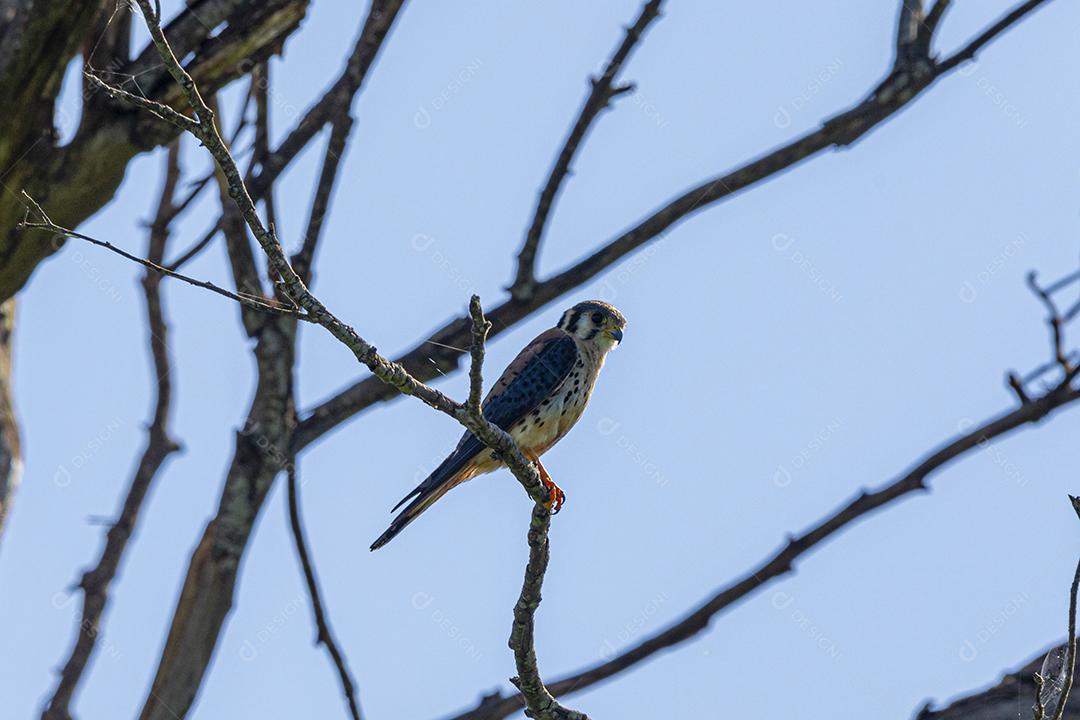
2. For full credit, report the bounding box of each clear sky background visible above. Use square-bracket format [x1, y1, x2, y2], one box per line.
[3, 1, 1080, 718]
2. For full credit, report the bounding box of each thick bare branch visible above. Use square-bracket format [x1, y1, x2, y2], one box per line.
[510, 0, 663, 299]
[0, 0, 310, 301]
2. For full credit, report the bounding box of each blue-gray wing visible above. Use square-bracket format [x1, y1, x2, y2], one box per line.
[459, 329, 578, 457]
[375, 330, 578, 547]
[390, 330, 576, 509]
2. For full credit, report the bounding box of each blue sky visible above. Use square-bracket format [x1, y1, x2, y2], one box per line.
[3, 1, 1080, 718]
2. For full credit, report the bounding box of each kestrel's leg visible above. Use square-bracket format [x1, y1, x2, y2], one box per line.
[524, 451, 565, 514]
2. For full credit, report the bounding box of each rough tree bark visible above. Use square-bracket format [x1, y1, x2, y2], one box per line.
[0, 0, 312, 543]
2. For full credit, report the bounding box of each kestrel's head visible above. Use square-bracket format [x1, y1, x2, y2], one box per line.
[558, 300, 626, 350]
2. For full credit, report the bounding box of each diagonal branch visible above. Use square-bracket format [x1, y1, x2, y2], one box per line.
[443, 369, 1080, 720]
[510, 0, 663, 300]
[937, 0, 1050, 73]
[292, 113, 353, 285]
[41, 142, 183, 720]
[294, 0, 1057, 452]
[18, 192, 311, 324]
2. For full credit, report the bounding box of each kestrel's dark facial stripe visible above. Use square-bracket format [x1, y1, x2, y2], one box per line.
[564, 310, 582, 335]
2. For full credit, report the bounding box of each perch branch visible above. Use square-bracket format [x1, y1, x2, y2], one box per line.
[464, 298, 586, 720]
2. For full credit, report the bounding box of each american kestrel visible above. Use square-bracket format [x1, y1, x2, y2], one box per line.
[370, 300, 626, 550]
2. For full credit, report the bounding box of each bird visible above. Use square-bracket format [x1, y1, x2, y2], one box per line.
[370, 300, 626, 551]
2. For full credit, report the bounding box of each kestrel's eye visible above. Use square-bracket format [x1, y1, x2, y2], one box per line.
[591, 312, 604, 325]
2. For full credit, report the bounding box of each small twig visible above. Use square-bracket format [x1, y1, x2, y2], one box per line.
[1028, 270, 1072, 373]
[466, 296, 491, 418]
[937, 0, 1053, 73]
[18, 191, 312, 323]
[1007, 372, 1032, 404]
[287, 459, 363, 720]
[510, 0, 664, 299]
[84, 70, 199, 132]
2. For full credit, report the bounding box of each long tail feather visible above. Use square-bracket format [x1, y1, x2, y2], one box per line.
[369, 478, 458, 551]
[371, 452, 475, 550]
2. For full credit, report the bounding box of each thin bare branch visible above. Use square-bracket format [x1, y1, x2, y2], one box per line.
[287, 459, 363, 720]
[41, 144, 183, 720]
[18, 192, 312, 324]
[510, 0, 663, 299]
[937, 0, 1053, 73]
[292, 114, 353, 284]
[251, 62, 279, 232]
[83, 70, 199, 132]
[1028, 270, 1073, 374]
[248, 0, 406, 198]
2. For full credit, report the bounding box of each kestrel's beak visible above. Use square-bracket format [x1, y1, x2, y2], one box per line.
[608, 328, 624, 344]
